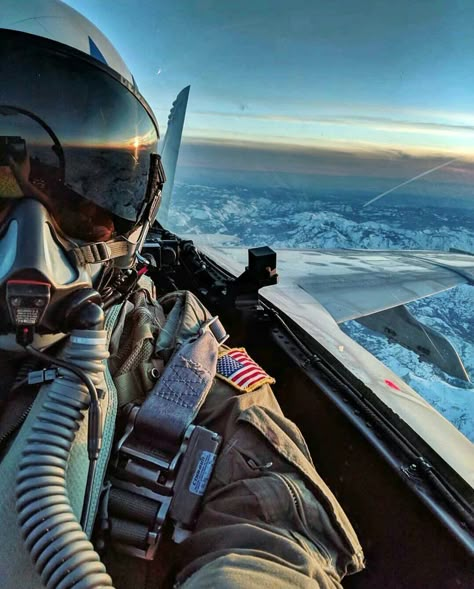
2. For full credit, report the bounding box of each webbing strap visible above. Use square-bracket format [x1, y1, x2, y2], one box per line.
[71, 238, 133, 266]
[104, 317, 226, 560]
[133, 326, 219, 456]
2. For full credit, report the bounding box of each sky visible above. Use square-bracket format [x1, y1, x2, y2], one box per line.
[63, 1, 474, 194]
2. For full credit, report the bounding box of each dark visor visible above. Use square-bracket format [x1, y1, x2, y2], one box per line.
[0, 30, 158, 242]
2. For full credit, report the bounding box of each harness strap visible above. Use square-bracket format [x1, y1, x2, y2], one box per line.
[103, 316, 227, 560]
[134, 318, 222, 455]
[82, 303, 123, 537]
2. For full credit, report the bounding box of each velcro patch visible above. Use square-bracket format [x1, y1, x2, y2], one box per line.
[216, 348, 275, 393]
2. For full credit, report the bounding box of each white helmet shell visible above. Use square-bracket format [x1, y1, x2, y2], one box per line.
[0, 0, 134, 85]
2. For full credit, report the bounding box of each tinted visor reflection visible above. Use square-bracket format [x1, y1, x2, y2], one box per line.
[0, 31, 158, 241]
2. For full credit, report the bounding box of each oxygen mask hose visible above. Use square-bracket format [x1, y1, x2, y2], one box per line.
[14, 301, 116, 589]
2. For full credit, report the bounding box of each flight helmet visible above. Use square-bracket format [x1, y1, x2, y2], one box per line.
[0, 0, 163, 343]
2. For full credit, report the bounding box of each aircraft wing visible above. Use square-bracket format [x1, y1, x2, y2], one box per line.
[187, 239, 474, 485]
[193, 242, 474, 322]
[193, 241, 474, 381]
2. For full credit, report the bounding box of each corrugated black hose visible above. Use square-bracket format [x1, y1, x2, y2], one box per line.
[15, 329, 115, 589]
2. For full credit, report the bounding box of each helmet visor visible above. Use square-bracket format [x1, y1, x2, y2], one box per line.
[0, 31, 159, 242]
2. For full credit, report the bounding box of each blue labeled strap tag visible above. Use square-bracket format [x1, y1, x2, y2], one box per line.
[189, 450, 217, 496]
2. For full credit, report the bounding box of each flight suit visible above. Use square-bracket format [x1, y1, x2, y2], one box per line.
[104, 287, 365, 588]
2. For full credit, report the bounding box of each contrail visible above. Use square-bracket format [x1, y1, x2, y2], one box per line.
[363, 158, 457, 208]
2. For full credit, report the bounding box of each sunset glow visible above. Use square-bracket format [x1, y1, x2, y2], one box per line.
[65, 0, 474, 196]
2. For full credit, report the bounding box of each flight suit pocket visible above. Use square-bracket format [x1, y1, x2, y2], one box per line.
[229, 404, 365, 577]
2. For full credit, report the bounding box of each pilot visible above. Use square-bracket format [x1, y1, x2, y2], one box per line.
[0, 2, 364, 588]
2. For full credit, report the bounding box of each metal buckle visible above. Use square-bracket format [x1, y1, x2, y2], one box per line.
[106, 394, 222, 562]
[200, 315, 229, 345]
[90, 241, 112, 262]
[114, 406, 192, 492]
[72, 241, 112, 266]
[107, 414, 196, 560]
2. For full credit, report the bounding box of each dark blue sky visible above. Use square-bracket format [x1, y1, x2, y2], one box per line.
[65, 0, 474, 196]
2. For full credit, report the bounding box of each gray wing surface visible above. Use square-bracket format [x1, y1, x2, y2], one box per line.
[296, 249, 474, 322]
[196, 244, 474, 322]
[195, 243, 473, 381]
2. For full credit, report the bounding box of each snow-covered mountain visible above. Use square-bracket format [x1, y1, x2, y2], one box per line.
[169, 183, 474, 251]
[168, 182, 474, 441]
[342, 286, 474, 441]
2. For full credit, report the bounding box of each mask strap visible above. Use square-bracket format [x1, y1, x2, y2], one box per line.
[70, 238, 135, 266]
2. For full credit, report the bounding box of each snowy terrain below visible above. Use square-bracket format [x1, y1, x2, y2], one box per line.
[168, 182, 474, 442]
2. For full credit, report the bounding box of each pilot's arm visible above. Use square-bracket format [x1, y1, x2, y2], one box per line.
[174, 369, 365, 587]
[104, 290, 364, 588]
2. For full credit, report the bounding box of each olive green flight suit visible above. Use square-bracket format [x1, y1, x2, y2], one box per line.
[106, 288, 364, 588]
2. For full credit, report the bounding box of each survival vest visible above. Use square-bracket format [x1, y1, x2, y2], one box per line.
[0, 284, 227, 588]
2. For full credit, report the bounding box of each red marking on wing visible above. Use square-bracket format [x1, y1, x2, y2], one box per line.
[385, 379, 401, 391]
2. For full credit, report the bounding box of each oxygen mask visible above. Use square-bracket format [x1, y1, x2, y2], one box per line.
[0, 110, 118, 346]
[0, 196, 106, 346]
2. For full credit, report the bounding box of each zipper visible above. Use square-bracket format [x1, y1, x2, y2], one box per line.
[0, 358, 39, 453]
[247, 457, 273, 471]
[0, 404, 33, 451]
[275, 472, 333, 562]
[274, 472, 302, 514]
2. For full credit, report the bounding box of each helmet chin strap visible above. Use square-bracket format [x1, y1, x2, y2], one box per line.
[69, 236, 136, 267]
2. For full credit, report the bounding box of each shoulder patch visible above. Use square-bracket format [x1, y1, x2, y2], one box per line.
[216, 347, 275, 393]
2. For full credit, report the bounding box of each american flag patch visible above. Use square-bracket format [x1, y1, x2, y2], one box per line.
[216, 348, 275, 393]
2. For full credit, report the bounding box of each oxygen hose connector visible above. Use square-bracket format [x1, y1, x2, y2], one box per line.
[15, 299, 116, 589]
